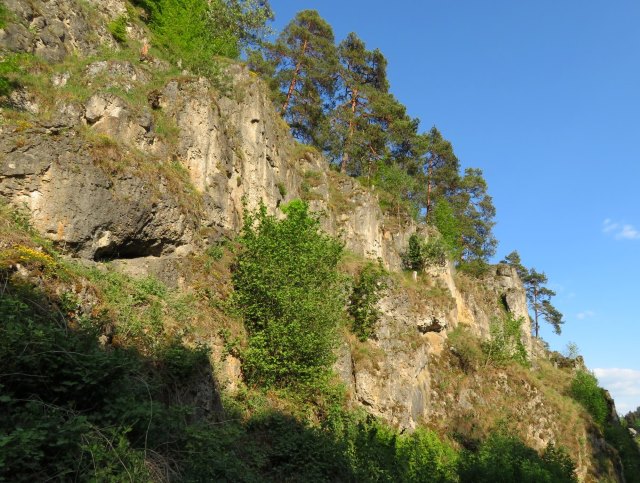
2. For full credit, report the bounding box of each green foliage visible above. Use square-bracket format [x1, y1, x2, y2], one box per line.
[107, 14, 128, 43]
[374, 162, 419, 219]
[459, 431, 577, 482]
[207, 0, 274, 50]
[570, 370, 608, 427]
[251, 9, 337, 145]
[348, 261, 387, 341]
[457, 258, 491, 278]
[133, 0, 271, 77]
[396, 428, 460, 482]
[502, 251, 564, 337]
[0, 2, 9, 29]
[403, 233, 426, 271]
[402, 233, 448, 271]
[232, 199, 345, 389]
[142, 0, 233, 76]
[205, 241, 225, 261]
[603, 418, 640, 481]
[0, 283, 151, 480]
[0, 54, 23, 98]
[482, 314, 528, 367]
[430, 198, 462, 259]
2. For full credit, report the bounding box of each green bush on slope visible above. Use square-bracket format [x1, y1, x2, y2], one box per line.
[232, 199, 346, 389]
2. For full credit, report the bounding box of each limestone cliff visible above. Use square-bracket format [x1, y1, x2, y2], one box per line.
[0, 2, 630, 481]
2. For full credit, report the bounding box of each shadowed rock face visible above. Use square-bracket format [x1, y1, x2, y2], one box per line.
[0, 128, 192, 259]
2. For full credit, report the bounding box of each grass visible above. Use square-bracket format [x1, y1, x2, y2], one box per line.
[428, 324, 611, 480]
[107, 15, 129, 44]
[393, 270, 456, 314]
[348, 333, 386, 373]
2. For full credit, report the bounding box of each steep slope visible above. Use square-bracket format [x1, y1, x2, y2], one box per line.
[1, 1, 637, 481]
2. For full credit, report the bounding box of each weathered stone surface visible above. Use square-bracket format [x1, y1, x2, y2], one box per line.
[0, 128, 193, 259]
[0, 0, 116, 60]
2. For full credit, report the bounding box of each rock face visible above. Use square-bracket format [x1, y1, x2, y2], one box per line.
[2, 4, 624, 480]
[336, 263, 531, 431]
[0, 0, 531, 425]
[0, 127, 193, 259]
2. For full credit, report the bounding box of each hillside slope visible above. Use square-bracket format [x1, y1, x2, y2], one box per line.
[1, 1, 638, 481]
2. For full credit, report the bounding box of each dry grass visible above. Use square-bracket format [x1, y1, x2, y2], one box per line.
[428, 327, 595, 474]
[348, 333, 385, 373]
[393, 270, 456, 314]
[455, 271, 507, 320]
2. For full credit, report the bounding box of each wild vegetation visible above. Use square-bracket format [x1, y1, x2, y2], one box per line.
[502, 250, 564, 337]
[1, 0, 639, 480]
[250, 10, 497, 267]
[0, 201, 581, 482]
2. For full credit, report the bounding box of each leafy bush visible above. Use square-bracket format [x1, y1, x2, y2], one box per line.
[132, 0, 272, 77]
[348, 261, 387, 341]
[603, 419, 640, 481]
[402, 233, 448, 271]
[430, 199, 462, 260]
[457, 258, 491, 277]
[459, 431, 577, 482]
[232, 200, 345, 389]
[107, 15, 128, 43]
[570, 370, 608, 427]
[0, 54, 22, 98]
[482, 314, 528, 366]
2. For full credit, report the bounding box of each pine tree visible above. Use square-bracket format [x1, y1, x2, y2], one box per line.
[502, 251, 565, 337]
[446, 168, 497, 262]
[421, 127, 459, 217]
[250, 10, 337, 146]
[332, 33, 389, 174]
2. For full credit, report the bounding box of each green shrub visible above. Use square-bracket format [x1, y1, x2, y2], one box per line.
[107, 15, 128, 44]
[402, 233, 448, 271]
[132, 0, 271, 78]
[205, 241, 225, 261]
[459, 431, 577, 482]
[604, 420, 640, 480]
[348, 261, 387, 341]
[482, 314, 528, 367]
[0, 54, 22, 98]
[397, 428, 459, 482]
[570, 370, 608, 427]
[430, 199, 462, 260]
[232, 200, 345, 389]
[457, 258, 491, 277]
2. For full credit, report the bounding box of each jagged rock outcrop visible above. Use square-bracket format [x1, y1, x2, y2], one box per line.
[0, 0, 531, 426]
[1, 3, 630, 480]
[337, 262, 531, 431]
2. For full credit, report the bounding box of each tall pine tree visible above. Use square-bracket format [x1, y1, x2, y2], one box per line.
[250, 10, 337, 146]
[502, 251, 565, 337]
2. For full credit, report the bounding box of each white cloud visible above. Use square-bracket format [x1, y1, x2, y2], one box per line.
[593, 368, 640, 415]
[602, 219, 640, 240]
[603, 219, 618, 233]
[576, 310, 595, 320]
[618, 224, 640, 240]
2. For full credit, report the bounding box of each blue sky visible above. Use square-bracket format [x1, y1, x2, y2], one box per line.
[268, 0, 640, 414]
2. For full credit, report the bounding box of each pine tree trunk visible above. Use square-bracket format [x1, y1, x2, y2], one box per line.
[534, 288, 539, 338]
[281, 38, 308, 115]
[426, 159, 433, 219]
[341, 88, 359, 173]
